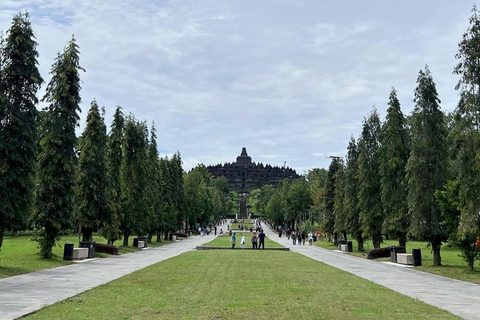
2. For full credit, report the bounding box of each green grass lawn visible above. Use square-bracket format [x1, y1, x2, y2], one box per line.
[24, 250, 460, 320]
[314, 238, 480, 284]
[0, 234, 173, 278]
[203, 232, 283, 248]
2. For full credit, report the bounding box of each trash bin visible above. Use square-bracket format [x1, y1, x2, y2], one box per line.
[390, 246, 406, 263]
[412, 248, 422, 266]
[338, 239, 347, 250]
[347, 241, 353, 252]
[138, 236, 147, 248]
[79, 241, 95, 259]
[313, 236, 317, 242]
[63, 243, 74, 261]
[133, 238, 139, 248]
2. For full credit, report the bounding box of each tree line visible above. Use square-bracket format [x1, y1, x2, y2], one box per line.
[254, 6, 480, 270]
[0, 13, 233, 263]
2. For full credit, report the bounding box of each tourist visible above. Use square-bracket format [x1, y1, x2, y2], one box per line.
[231, 232, 236, 249]
[240, 235, 246, 249]
[292, 231, 297, 245]
[219, 228, 223, 235]
[287, 228, 291, 240]
[301, 231, 306, 245]
[251, 231, 257, 249]
[258, 229, 266, 249]
[308, 231, 313, 245]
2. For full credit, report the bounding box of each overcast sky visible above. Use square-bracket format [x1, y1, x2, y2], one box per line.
[0, 1, 474, 174]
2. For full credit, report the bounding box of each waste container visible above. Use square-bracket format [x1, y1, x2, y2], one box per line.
[133, 238, 139, 248]
[79, 241, 95, 259]
[412, 248, 422, 266]
[338, 239, 348, 250]
[390, 246, 406, 263]
[347, 241, 353, 252]
[138, 236, 148, 248]
[313, 236, 317, 242]
[63, 243, 74, 261]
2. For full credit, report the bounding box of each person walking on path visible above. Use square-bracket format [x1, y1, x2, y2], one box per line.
[292, 231, 297, 245]
[251, 231, 258, 249]
[308, 231, 313, 245]
[258, 229, 266, 249]
[301, 231, 306, 245]
[231, 232, 236, 249]
[240, 235, 246, 249]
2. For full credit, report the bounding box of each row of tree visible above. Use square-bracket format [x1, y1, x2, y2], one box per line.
[256, 6, 480, 270]
[0, 13, 233, 263]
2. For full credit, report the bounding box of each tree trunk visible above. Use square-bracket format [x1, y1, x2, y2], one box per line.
[123, 231, 129, 246]
[82, 228, 93, 242]
[156, 232, 161, 242]
[357, 235, 364, 251]
[372, 235, 381, 249]
[432, 239, 442, 266]
[0, 228, 4, 265]
[147, 234, 153, 243]
[333, 233, 338, 246]
[398, 233, 407, 247]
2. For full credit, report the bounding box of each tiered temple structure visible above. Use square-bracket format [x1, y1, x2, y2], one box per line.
[206, 147, 299, 193]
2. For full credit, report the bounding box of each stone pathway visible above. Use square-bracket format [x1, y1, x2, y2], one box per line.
[1, 221, 479, 320]
[259, 221, 480, 320]
[0, 232, 217, 320]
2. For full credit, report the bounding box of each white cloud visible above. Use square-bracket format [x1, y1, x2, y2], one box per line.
[0, 0, 475, 173]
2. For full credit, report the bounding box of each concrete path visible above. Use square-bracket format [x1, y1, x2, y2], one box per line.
[0, 232, 218, 320]
[259, 221, 480, 320]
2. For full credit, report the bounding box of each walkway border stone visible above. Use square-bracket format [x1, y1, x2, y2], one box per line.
[260, 222, 480, 320]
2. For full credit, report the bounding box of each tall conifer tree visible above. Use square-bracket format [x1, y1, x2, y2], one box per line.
[450, 5, 480, 269]
[0, 13, 43, 263]
[33, 37, 83, 258]
[379, 89, 410, 247]
[406, 66, 448, 266]
[74, 101, 108, 241]
[103, 106, 124, 244]
[357, 108, 383, 248]
[344, 137, 364, 251]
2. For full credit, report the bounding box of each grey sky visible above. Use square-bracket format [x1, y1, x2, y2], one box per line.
[0, 1, 472, 173]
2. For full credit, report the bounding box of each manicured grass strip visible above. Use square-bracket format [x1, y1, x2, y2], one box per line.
[0, 235, 173, 278]
[203, 232, 283, 248]
[25, 250, 459, 320]
[314, 239, 480, 284]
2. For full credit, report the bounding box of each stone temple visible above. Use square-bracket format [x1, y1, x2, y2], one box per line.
[206, 147, 299, 193]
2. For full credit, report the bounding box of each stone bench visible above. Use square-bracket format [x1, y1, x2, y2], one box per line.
[366, 247, 391, 259]
[94, 243, 119, 255]
[397, 253, 413, 265]
[72, 248, 89, 260]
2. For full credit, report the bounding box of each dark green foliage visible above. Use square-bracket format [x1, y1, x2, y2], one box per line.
[333, 160, 347, 240]
[450, 6, 480, 269]
[184, 165, 211, 227]
[0, 13, 43, 263]
[379, 89, 410, 246]
[286, 177, 312, 229]
[357, 108, 383, 248]
[344, 137, 364, 251]
[103, 106, 124, 244]
[321, 159, 339, 242]
[145, 123, 162, 241]
[266, 180, 290, 227]
[120, 116, 149, 245]
[74, 101, 108, 241]
[33, 36, 83, 258]
[406, 66, 448, 266]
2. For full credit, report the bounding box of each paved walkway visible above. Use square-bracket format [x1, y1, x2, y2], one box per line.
[259, 221, 480, 320]
[2, 221, 480, 320]
[0, 232, 218, 320]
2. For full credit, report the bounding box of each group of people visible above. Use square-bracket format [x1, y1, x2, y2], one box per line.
[289, 230, 314, 245]
[230, 229, 266, 249]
